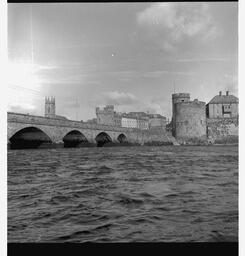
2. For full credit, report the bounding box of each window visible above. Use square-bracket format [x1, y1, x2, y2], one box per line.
[222, 104, 231, 116]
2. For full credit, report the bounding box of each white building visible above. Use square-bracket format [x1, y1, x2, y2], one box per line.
[121, 117, 137, 128]
[136, 118, 149, 130]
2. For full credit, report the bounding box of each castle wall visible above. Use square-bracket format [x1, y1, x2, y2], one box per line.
[149, 117, 166, 129]
[174, 101, 207, 144]
[114, 115, 122, 127]
[96, 106, 115, 126]
[206, 117, 238, 144]
[96, 111, 115, 126]
[126, 127, 178, 145]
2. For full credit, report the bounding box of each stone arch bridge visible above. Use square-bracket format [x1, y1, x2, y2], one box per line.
[7, 112, 147, 149]
[8, 112, 177, 149]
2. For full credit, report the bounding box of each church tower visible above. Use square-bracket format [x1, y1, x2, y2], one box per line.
[45, 96, 56, 118]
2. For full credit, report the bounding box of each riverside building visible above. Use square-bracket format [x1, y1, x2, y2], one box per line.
[206, 91, 238, 119]
[95, 105, 167, 130]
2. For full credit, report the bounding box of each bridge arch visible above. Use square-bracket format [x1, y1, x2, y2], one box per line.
[9, 126, 52, 149]
[63, 130, 89, 148]
[95, 132, 112, 147]
[117, 133, 127, 143]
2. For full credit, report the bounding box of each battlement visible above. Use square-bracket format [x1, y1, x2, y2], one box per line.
[175, 99, 206, 107]
[45, 96, 55, 103]
[172, 93, 190, 99]
[172, 93, 190, 108]
[96, 105, 114, 114]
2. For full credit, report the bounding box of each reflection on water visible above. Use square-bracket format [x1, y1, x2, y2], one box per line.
[8, 145, 238, 242]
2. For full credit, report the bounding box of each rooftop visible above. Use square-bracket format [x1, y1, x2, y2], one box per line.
[148, 114, 166, 119]
[208, 92, 238, 104]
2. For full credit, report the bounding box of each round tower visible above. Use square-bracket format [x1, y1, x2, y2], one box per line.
[172, 93, 190, 136]
[174, 99, 206, 143]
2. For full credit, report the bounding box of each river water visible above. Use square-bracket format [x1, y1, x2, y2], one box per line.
[8, 145, 238, 242]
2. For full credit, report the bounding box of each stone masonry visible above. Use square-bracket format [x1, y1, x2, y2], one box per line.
[8, 112, 177, 146]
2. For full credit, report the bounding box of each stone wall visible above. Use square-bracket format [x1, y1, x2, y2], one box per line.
[134, 128, 178, 146]
[149, 117, 166, 129]
[206, 117, 238, 144]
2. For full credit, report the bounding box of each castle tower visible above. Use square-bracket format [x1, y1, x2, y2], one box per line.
[45, 96, 56, 118]
[96, 105, 115, 125]
[172, 93, 190, 136]
[172, 93, 206, 143]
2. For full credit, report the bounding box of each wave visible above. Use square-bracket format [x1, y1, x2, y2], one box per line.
[95, 165, 114, 175]
[182, 209, 200, 214]
[165, 193, 179, 198]
[57, 222, 115, 242]
[8, 145, 238, 242]
[208, 230, 238, 242]
[128, 175, 140, 182]
[138, 192, 155, 198]
[116, 194, 144, 206]
[56, 230, 91, 241]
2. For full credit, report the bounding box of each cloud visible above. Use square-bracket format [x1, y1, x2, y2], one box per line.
[88, 69, 196, 81]
[102, 91, 139, 106]
[90, 91, 173, 118]
[62, 100, 80, 109]
[8, 103, 36, 114]
[140, 102, 163, 115]
[137, 3, 221, 51]
[7, 85, 43, 115]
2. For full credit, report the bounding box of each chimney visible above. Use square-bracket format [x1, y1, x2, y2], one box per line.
[219, 91, 222, 96]
[226, 91, 229, 96]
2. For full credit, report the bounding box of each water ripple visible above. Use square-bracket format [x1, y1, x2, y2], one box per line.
[8, 145, 238, 242]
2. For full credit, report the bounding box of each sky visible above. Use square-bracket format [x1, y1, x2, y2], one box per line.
[7, 2, 238, 121]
